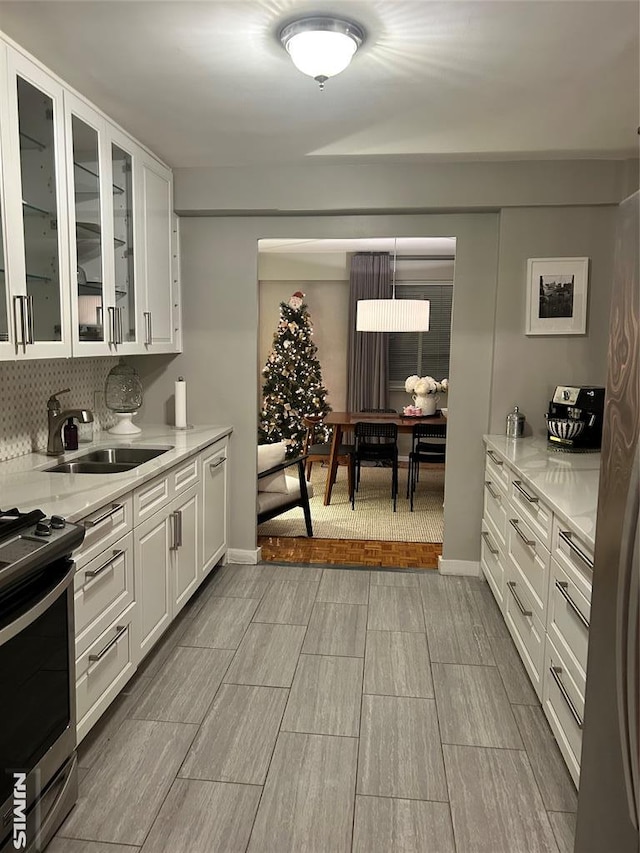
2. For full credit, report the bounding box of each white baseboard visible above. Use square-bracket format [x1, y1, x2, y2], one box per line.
[227, 548, 261, 565]
[438, 557, 481, 577]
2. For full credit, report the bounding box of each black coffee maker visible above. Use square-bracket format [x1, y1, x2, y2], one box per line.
[545, 385, 606, 452]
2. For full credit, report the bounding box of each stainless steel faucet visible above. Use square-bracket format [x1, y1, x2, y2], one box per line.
[46, 389, 94, 456]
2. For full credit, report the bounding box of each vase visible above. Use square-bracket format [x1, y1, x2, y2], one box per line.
[412, 394, 437, 415]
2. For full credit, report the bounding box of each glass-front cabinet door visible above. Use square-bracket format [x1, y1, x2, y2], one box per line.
[2, 48, 71, 358]
[66, 94, 110, 353]
[111, 131, 138, 350]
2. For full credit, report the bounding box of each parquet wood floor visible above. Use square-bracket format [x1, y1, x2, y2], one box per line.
[257, 536, 441, 569]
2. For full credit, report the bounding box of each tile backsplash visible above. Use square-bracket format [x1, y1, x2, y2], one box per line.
[0, 358, 120, 462]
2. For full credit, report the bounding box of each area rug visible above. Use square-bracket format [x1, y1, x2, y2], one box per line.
[258, 464, 444, 543]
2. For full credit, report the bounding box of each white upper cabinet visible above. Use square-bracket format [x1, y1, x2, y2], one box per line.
[139, 152, 178, 352]
[1, 45, 72, 358]
[0, 33, 180, 360]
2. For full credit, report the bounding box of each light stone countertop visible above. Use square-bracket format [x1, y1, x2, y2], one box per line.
[0, 424, 232, 522]
[483, 434, 600, 549]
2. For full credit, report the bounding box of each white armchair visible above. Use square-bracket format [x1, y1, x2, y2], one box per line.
[257, 441, 314, 537]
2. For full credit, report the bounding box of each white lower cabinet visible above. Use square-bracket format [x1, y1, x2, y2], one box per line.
[74, 437, 229, 742]
[481, 438, 594, 787]
[171, 485, 200, 615]
[75, 601, 137, 742]
[134, 505, 173, 658]
[201, 439, 228, 576]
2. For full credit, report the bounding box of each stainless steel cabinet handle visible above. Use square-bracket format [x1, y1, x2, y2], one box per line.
[484, 480, 501, 500]
[507, 580, 532, 617]
[487, 449, 503, 465]
[26, 294, 34, 344]
[107, 306, 116, 346]
[549, 665, 584, 729]
[481, 531, 499, 556]
[12, 296, 26, 353]
[170, 510, 182, 549]
[85, 549, 125, 580]
[88, 624, 127, 663]
[555, 580, 590, 629]
[513, 479, 539, 503]
[209, 457, 226, 470]
[509, 518, 536, 547]
[144, 311, 152, 345]
[558, 530, 594, 570]
[83, 502, 123, 528]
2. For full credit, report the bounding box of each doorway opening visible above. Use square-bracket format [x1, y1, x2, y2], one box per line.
[257, 236, 456, 568]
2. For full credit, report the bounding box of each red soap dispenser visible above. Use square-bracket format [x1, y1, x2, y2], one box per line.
[63, 418, 78, 451]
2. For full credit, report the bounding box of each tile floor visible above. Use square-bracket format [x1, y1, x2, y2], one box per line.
[50, 564, 578, 853]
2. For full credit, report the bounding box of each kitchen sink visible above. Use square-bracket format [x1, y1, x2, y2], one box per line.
[45, 445, 173, 474]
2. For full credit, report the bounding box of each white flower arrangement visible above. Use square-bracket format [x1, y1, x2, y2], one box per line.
[405, 375, 448, 395]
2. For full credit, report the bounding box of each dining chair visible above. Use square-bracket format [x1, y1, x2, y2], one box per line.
[351, 422, 399, 511]
[302, 415, 354, 497]
[408, 423, 446, 510]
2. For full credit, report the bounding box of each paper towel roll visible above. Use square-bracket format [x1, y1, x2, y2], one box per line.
[175, 377, 187, 428]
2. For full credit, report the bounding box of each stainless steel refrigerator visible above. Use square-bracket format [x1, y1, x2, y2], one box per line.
[575, 190, 639, 852]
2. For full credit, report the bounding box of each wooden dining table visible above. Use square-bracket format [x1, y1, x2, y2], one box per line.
[323, 411, 447, 505]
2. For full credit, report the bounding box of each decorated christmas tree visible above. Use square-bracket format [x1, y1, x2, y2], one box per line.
[259, 291, 331, 456]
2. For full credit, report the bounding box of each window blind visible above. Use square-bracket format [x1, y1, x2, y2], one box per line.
[389, 283, 453, 383]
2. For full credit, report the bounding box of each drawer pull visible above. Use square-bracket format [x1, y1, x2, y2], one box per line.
[209, 456, 226, 470]
[555, 580, 590, 630]
[513, 480, 539, 504]
[85, 549, 124, 580]
[549, 664, 584, 729]
[88, 624, 127, 664]
[487, 450, 503, 466]
[507, 581, 532, 617]
[84, 503, 123, 528]
[484, 480, 501, 500]
[481, 531, 499, 556]
[558, 530, 594, 570]
[509, 518, 536, 548]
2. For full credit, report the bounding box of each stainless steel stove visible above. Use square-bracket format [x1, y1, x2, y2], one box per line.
[0, 508, 84, 852]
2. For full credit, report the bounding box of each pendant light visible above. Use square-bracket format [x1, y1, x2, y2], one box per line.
[356, 241, 431, 332]
[279, 17, 365, 90]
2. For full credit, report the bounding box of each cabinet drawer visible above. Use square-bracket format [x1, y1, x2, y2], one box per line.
[74, 532, 134, 657]
[507, 510, 551, 621]
[76, 602, 137, 742]
[509, 475, 553, 548]
[74, 495, 133, 569]
[551, 518, 593, 603]
[504, 565, 545, 698]
[485, 447, 510, 492]
[543, 634, 584, 787]
[172, 454, 200, 495]
[483, 478, 508, 547]
[134, 472, 171, 522]
[548, 558, 590, 678]
[480, 522, 505, 610]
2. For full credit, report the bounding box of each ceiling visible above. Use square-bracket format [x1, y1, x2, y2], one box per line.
[0, 1, 637, 169]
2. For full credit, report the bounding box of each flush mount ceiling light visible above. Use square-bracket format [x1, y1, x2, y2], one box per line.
[356, 240, 431, 332]
[279, 16, 365, 90]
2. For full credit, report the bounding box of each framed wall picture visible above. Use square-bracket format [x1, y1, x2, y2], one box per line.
[526, 257, 589, 335]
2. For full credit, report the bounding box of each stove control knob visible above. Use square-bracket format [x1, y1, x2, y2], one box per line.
[35, 521, 52, 537]
[50, 515, 66, 529]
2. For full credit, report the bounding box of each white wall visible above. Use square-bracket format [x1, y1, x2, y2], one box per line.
[490, 206, 616, 435]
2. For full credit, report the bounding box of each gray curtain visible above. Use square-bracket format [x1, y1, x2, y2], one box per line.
[346, 253, 391, 412]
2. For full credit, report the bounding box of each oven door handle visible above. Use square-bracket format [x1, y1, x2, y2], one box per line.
[0, 561, 75, 646]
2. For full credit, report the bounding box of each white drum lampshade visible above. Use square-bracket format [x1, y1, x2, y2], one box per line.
[356, 299, 430, 332]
